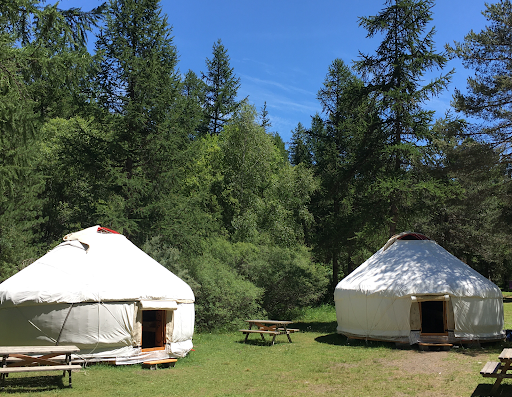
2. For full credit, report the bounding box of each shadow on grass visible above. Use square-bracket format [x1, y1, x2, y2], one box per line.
[472, 383, 512, 396]
[236, 338, 277, 346]
[293, 321, 338, 334]
[1, 375, 68, 393]
[314, 333, 347, 346]
[314, 333, 400, 349]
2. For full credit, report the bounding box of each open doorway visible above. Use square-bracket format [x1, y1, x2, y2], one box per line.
[420, 301, 447, 335]
[142, 310, 166, 350]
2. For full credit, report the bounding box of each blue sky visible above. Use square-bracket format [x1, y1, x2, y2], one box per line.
[61, 0, 489, 144]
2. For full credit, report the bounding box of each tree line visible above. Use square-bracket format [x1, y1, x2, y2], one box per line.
[1, 0, 512, 330]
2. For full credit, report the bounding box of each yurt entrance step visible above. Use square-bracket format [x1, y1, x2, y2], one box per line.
[418, 342, 453, 351]
[142, 358, 177, 370]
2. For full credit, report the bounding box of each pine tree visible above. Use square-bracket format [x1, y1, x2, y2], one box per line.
[259, 101, 271, 131]
[310, 59, 386, 289]
[93, 0, 183, 242]
[201, 39, 241, 135]
[448, 0, 512, 159]
[289, 123, 312, 166]
[354, 0, 452, 237]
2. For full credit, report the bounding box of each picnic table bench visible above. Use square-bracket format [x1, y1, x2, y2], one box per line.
[239, 320, 298, 345]
[0, 346, 81, 388]
[480, 348, 512, 395]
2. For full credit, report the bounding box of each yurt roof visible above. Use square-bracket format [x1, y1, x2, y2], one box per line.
[0, 226, 195, 307]
[335, 234, 501, 299]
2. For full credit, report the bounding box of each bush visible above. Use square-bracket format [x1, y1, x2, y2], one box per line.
[196, 238, 329, 325]
[190, 252, 264, 331]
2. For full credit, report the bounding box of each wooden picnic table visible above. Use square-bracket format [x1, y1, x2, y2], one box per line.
[480, 347, 512, 395]
[239, 320, 299, 345]
[0, 345, 81, 388]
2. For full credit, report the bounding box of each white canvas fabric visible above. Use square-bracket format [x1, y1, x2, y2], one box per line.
[0, 226, 195, 363]
[334, 239, 504, 343]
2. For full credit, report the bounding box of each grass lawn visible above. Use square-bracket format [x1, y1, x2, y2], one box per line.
[2, 304, 511, 396]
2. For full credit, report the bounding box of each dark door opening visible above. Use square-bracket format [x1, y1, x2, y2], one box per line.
[142, 310, 165, 350]
[420, 301, 446, 334]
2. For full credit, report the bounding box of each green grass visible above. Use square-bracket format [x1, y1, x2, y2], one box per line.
[2, 303, 512, 396]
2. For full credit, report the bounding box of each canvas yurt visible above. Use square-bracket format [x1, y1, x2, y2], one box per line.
[334, 232, 504, 346]
[0, 226, 195, 364]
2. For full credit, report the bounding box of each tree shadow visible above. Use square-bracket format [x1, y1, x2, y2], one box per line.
[472, 383, 512, 396]
[314, 333, 399, 349]
[1, 375, 68, 393]
[293, 320, 338, 334]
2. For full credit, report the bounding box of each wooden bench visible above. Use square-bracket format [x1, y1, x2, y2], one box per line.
[480, 359, 512, 395]
[0, 346, 81, 388]
[142, 358, 177, 370]
[240, 320, 296, 345]
[481, 361, 502, 377]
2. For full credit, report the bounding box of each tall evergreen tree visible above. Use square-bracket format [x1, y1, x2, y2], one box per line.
[259, 101, 271, 131]
[354, 0, 452, 237]
[93, 0, 183, 242]
[289, 123, 313, 167]
[448, 0, 512, 159]
[201, 39, 241, 135]
[310, 59, 386, 289]
[179, 70, 207, 139]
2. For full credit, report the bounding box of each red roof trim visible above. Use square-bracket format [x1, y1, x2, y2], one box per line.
[97, 226, 120, 234]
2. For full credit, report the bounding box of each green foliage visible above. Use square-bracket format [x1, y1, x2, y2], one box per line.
[355, 0, 453, 237]
[0, 0, 99, 275]
[216, 104, 316, 247]
[448, 0, 512, 159]
[190, 248, 264, 332]
[39, 117, 113, 241]
[191, 238, 328, 329]
[92, 0, 185, 243]
[414, 115, 512, 285]
[306, 59, 387, 288]
[201, 39, 241, 135]
[142, 236, 201, 294]
[289, 122, 313, 166]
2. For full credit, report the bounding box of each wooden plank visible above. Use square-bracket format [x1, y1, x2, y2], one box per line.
[10, 354, 65, 367]
[142, 359, 177, 365]
[245, 320, 293, 325]
[499, 349, 512, 360]
[481, 362, 501, 375]
[0, 346, 79, 356]
[0, 365, 81, 374]
[239, 330, 279, 335]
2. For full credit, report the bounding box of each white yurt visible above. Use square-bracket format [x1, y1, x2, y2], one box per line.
[334, 232, 504, 345]
[0, 226, 195, 364]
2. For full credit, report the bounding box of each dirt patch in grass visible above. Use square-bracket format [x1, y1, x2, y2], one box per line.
[389, 350, 453, 374]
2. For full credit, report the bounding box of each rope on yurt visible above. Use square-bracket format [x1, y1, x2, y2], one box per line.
[13, 306, 58, 344]
[56, 303, 74, 345]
